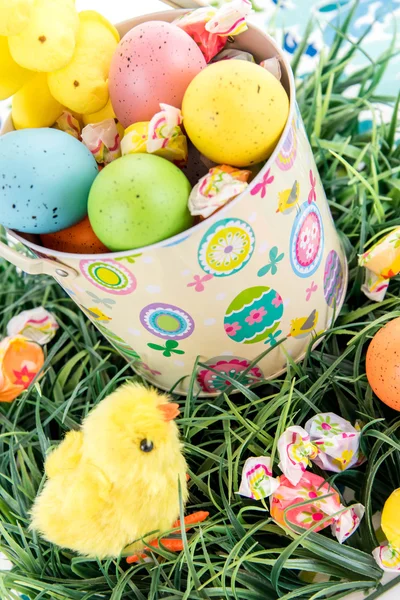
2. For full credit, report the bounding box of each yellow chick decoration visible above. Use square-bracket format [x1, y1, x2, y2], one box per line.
[30, 383, 200, 559]
[12, 73, 64, 129]
[8, 0, 79, 72]
[276, 180, 300, 215]
[81, 306, 112, 323]
[382, 488, 400, 548]
[82, 98, 116, 126]
[288, 309, 319, 339]
[0, 0, 34, 36]
[48, 11, 120, 115]
[0, 36, 32, 100]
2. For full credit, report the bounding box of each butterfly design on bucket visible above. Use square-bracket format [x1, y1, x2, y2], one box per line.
[258, 246, 285, 277]
[250, 169, 274, 199]
[148, 340, 185, 358]
[187, 274, 213, 292]
[308, 170, 317, 204]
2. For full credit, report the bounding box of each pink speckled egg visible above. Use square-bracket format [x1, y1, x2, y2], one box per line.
[109, 21, 206, 128]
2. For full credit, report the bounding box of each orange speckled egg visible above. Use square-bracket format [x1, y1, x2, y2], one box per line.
[40, 216, 109, 254]
[366, 317, 400, 411]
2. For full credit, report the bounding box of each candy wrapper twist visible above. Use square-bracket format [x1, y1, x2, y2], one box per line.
[53, 112, 81, 140]
[188, 165, 251, 220]
[81, 119, 122, 166]
[0, 336, 44, 403]
[359, 228, 400, 301]
[174, 0, 252, 63]
[121, 104, 188, 167]
[7, 307, 58, 345]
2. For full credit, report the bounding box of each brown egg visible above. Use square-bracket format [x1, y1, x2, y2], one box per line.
[366, 317, 400, 411]
[40, 216, 109, 254]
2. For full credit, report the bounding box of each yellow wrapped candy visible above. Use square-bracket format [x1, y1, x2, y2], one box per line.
[8, 0, 79, 72]
[359, 228, 400, 301]
[0, 0, 34, 36]
[121, 104, 188, 166]
[0, 36, 32, 100]
[48, 11, 119, 115]
[382, 488, 400, 549]
[12, 73, 63, 129]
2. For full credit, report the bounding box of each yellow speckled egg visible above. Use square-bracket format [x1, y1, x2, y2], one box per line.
[381, 488, 400, 547]
[182, 60, 289, 168]
[366, 317, 400, 411]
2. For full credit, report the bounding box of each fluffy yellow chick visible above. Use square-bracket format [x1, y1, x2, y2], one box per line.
[382, 488, 400, 548]
[0, 36, 32, 100]
[288, 309, 319, 339]
[12, 73, 63, 129]
[8, 0, 79, 72]
[48, 11, 119, 115]
[30, 383, 188, 559]
[0, 0, 34, 36]
[276, 180, 300, 215]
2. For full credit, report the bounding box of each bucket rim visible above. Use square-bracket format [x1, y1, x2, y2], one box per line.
[3, 9, 296, 260]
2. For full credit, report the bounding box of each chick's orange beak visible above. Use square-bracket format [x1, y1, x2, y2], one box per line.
[158, 403, 180, 422]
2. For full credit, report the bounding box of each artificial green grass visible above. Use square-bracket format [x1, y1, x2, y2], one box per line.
[1, 4, 400, 599]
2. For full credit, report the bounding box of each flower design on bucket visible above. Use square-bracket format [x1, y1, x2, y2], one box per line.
[276, 121, 298, 171]
[197, 356, 264, 394]
[148, 340, 185, 358]
[140, 303, 195, 341]
[290, 202, 324, 278]
[198, 218, 255, 277]
[80, 259, 137, 295]
[224, 286, 284, 344]
[323, 250, 344, 308]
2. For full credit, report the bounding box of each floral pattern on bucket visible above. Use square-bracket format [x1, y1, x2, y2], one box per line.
[197, 356, 264, 393]
[80, 259, 137, 295]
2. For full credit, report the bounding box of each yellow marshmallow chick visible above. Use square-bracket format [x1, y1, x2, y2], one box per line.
[0, 36, 32, 99]
[12, 73, 63, 129]
[30, 383, 188, 559]
[48, 11, 119, 115]
[0, 0, 34, 36]
[8, 0, 79, 72]
[82, 98, 116, 126]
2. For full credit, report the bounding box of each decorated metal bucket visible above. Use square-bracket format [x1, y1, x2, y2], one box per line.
[0, 7, 348, 397]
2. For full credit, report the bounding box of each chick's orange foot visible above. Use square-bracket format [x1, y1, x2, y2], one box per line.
[126, 511, 209, 564]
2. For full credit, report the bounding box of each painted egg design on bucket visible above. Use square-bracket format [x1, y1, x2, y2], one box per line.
[197, 356, 264, 393]
[290, 202, 324, 278]
[323, 250, 345, 308]
[276, 121, 298, 171]
[140, 303, 194, 340]
[198, 218, 255, 277]
[224, 286, 284, 345]
[80, 259, 137, 295]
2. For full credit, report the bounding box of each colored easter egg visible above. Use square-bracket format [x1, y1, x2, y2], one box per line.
[198, 218, 255, 277]
[381, 488, 400, 547]
[290, 202, 324, 278]
[323, 250, 345, 308]
[366, 317, 400, 411]
[40, 216, 109, 254]
[88, 154, 193, 251]
[0, 128, 98, 234]
[182, 60, 289, 167]
[224, 286, 284, 344]
[197, 356, 264, 394]
[109, 21, 206, 128]
[140, 303, 194, 341]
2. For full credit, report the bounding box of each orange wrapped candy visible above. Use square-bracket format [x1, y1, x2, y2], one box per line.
[0, 336, 44, 402]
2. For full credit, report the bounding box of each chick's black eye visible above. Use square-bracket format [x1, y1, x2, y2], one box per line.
[140, 439, 154, 453]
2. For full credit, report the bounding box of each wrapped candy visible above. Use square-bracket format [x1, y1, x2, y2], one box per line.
[0, 336, 44, 403]
[212, 49, 256, 64]
[373, 544, 400, 572]
[238, 457, 280, 500]
[81, 118, 122, 166]
[277, 426, 318, 486]
[270, 472, 364, 543]
[260, 57, 282, 80]
[304, 413, 365, 472]
[7, 307, 58, 345]
[53, 111, 81, 140]
[121, 104, 188, 167]
[188, 165, 251, 220]
[373, 488, 400, 571]
[359, 228, 400, 301]
[174, 0, 252, 63]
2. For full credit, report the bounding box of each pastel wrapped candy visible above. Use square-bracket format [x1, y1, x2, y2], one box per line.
[53, 111, 81, 140]
[359, 228, 400, 301]
[188, 165, 251, 220]
[174, 0, 252, 63]
[7, 308, 58, 345]
[212, 49, 256, 64]
[121, 104, 188, 166]
[373, 544, 400, 572]
[304, 413, 364, 472]
[373, 489, 400, 571]
[81, 119, 121, 166]
[270, 472, 364, 543]
[238, 457, 280, 500]
[0, 336, 44, 403]
[277, 426, 318, 486]
[260, 57, 282, 81]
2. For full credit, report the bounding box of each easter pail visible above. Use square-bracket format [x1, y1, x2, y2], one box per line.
[0, 3, 348, 397]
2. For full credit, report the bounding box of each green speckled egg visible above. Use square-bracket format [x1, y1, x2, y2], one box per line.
[182, 61, 289, 167]
[88, 154, 193, 251]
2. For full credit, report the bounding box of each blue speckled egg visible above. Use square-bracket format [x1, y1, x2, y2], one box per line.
[0, 128, 98, 234]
